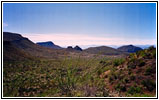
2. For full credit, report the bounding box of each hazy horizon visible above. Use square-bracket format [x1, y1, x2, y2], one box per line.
[3, 3, 156, 48]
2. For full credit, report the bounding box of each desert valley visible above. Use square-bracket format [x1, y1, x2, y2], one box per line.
[3, 32, 156, 97]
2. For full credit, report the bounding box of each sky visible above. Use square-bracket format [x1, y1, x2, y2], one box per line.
[3, 3, 156, 48]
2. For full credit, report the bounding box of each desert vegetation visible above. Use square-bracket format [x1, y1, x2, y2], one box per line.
[3, 46, 156, 97]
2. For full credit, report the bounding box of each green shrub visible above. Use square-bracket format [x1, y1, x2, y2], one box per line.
[55, 66, 79, 96]
[141, 79, 156, 91]
[97, 69, 102, 75]
[114, 83, 126, 92]
[114, 83, 120, 91]
[148, 46, 155, 51]
[113, 58, 125, 66]
[144, 67, 153, 75]
[127, 86, 142, 94]
[137, 50, 146, 58]
[128, 62, 136, 69]
[129, 53, 137, 59]
[122, 77, 129, 83]
[130, 74, 136, 80]
[108, 75, 114, 83]
[138, 59, 145, 67]
[151, 49, 156, 58]
[128, 70, 132, 75]
[99, 60, 111, 66]
[108, 71, 118, 83]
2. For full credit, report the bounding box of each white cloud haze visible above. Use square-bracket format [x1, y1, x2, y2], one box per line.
[23, 33, 156, 48]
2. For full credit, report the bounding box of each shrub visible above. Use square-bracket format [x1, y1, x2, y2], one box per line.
[130, 74, 136, 80]
[151, 49, 156, 58]
[137, 50, 146, 58]
[114, 83, 126, 92]
[128, 70, 132, 75]
[128, 62, 136, 69]
[99, 60, 106, 65]
[138, 59, 145, 67]
[97, 69, 102, 75]
[127, 86, 142, 94]
[113, 58, 125, 66]
[129, 53, 137, 59]
[141, 79, 156, 91]
[144, 67, 153, 76]
[122, 77, 129, 83]
[148, 46, 155, 51]
[108, 76, 113, 83]
[55, 66, 79, 96]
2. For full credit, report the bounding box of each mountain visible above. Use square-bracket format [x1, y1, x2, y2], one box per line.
[37, 41, 62, 49]
[3, 41, 34, 61]
[74, 45, 82, 51]
[3, 32, 67, 60]
[84, 46, 126, 55]
[117, 45, 143, 53]
[66, 45, 82, 51]
[67, 46, 73, 49]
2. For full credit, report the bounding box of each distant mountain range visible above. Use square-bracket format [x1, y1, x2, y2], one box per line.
[3, 32, 153, 60]
[37, 41, 62, 49]
[78, 45, 154, 50]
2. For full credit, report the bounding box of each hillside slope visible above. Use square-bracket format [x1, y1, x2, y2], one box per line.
[100, 46, 156, 97]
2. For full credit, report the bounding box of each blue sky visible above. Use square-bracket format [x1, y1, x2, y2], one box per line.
[3, 3, 156, 48]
